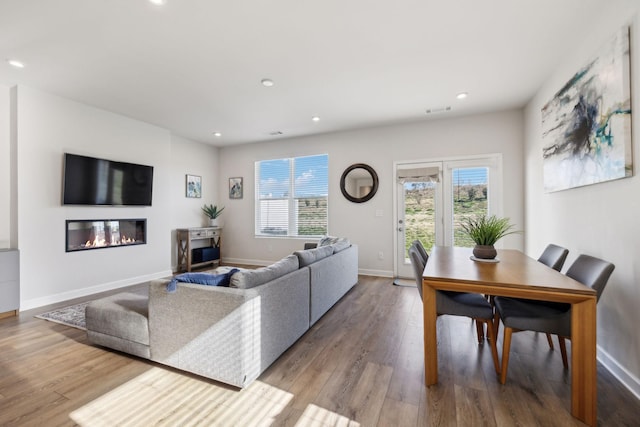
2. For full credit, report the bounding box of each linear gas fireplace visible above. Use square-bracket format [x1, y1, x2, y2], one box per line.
[66, 219, 146, 252]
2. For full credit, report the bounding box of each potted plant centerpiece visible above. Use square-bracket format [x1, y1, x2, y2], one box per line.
[202, 204, 224, 227]
[460, 215, 519, 260]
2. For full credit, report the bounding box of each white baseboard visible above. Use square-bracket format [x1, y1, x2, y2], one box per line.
[20, 270, 173, 311]
[597, 345, 640, 400]
[357, 268, 394, 278]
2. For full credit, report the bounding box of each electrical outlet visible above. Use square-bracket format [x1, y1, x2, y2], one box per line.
[378, 251, 384, 260]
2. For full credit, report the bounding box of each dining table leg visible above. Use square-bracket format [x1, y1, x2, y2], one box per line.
[571, 296, 597, 426]
[423, 280, 438, 386]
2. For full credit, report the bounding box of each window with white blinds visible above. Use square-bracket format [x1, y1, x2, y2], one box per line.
[255, 154, 328, 237]
[451, 167, 489, 247]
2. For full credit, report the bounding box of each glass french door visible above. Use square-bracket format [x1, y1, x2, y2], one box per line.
[395, 155, 501, 278]
[395, 163, 443, 279]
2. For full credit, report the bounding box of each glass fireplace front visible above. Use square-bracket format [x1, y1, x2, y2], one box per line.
[66, 219, 146, 252]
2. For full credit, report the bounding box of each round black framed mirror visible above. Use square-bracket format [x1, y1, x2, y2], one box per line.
[340, 163, 379, 203]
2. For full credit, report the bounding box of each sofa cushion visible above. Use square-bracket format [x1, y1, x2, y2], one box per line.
[166, 269, 239, 293]
[294, 245, 334, 267]
[230, 255, 299, 289]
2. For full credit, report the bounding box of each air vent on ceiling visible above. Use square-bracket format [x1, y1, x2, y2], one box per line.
[426, 106, 452, 114]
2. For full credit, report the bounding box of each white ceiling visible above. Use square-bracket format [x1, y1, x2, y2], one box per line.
[0, 0, 620, 146]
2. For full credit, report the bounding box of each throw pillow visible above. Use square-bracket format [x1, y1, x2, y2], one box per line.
[331, 238, 351, 253]
[166, 269, 239, 293]
[318, 235, 340, 247]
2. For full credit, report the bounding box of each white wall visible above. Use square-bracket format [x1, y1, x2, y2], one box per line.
[219, 110, 524, 275]
[0, 84, 10, 248]
[169, 134, 220, 270]
[12, 86, 218, 309]
[524, 4, 640, 397]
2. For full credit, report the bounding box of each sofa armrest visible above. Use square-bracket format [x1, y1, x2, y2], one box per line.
[148, 280, 261, 387]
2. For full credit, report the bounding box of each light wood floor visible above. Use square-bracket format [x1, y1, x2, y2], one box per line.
[1, 275, 638, 426]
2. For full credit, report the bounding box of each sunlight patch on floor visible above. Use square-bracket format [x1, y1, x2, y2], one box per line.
[294, 404, 361, 427]
[69, 368, 291, 426]
[69, 367, 359, 426]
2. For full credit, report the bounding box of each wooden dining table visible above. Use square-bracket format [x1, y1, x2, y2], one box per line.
[422, 246, 598, 426]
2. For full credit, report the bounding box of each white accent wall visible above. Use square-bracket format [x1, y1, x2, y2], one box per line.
[218, 110, 525, 275]
[4, 86, 219, 309]
[524, 4, 640, 397]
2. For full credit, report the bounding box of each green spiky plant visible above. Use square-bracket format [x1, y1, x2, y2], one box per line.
[460, 215, 519, 246]
[201, 204, 225, 219]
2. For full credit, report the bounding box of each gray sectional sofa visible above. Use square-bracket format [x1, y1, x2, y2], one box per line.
[86, 241, 358, 388]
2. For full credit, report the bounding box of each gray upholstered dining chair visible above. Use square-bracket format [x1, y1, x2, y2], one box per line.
[408, 241, 500, 374]
[536, 244, 569, 350]
[538, 243, 569, 272]
[493, 254, 615, 384]
[412, 239, 429, 268]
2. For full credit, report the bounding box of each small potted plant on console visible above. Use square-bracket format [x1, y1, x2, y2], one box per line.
[202, 204, 225, 227]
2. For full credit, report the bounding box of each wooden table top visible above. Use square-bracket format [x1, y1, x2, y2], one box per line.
[423, 246, 596, 298]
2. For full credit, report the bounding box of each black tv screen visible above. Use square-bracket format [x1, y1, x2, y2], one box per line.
[62, 153, 154, 206]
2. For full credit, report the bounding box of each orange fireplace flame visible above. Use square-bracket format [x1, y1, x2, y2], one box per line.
[82, 236, 138, 248]
[84, 237, 107, 248]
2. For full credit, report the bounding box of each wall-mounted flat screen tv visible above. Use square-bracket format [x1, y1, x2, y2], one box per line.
[62, 153, 154, 206]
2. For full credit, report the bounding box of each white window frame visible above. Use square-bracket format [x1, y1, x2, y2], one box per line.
[442, 155, 502, 246]
[393, 153, 503, 276]
[255, 154, 329, 238]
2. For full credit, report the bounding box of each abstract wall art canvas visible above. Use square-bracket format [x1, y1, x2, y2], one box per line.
[542, 26, 632, 193]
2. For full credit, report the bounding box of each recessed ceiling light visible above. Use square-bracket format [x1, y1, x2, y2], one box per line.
[213, 132, 222, 137]
[7, 59, 24, 68]
[149, 0, 165, 5]
[312, 116, 320, 122]
[261, 78, 274, 87]
[456, 92, 468, 100]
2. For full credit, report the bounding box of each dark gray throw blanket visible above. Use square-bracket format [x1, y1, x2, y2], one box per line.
[166, 269, 239, 293]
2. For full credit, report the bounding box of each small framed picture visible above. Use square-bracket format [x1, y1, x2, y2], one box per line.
[186, 174, 202, 198]
[229, 177, 243, 199]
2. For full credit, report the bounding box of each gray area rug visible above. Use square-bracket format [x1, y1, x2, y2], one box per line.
[35, 301, 91, 330]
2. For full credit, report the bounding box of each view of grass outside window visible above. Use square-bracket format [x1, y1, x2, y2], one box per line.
[403, 181, 437, 253]
[452, 167, 489, 246]
[404, 167, 488, 256]
[255, 154, 328, 237]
